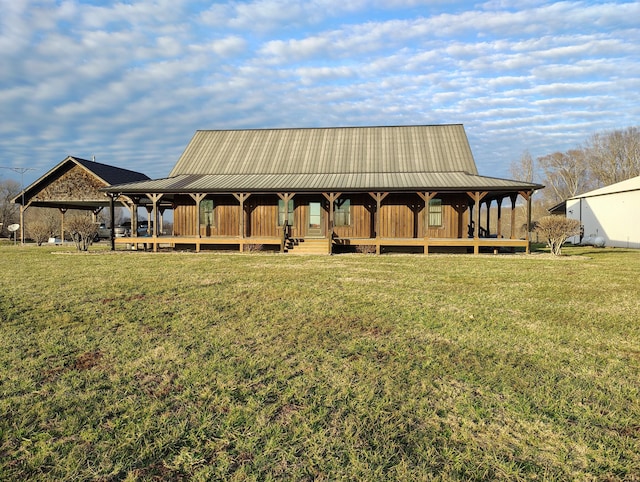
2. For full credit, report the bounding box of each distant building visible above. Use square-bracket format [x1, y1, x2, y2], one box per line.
[566, 175, 640, 248]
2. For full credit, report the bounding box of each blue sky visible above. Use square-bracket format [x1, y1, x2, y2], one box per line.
[1, 0, 639, 187]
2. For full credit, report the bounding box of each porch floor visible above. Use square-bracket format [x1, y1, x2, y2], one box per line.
[113, 235, 529, 254]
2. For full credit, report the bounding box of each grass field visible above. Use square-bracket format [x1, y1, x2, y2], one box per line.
[0, 244, 639, 480]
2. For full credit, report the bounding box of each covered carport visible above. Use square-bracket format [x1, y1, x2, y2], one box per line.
[12, 156, 150, 246]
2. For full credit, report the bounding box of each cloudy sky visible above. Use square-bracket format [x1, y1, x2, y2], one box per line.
[1, 0, 639, 187]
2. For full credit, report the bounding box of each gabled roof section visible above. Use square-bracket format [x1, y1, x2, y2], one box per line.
[71, 157, 150, 186]
[105, 124, 543, 195]
[169, 125, 480, 177]
[14, 156, 150, 206]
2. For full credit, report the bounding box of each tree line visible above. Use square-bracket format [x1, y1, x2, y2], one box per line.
[512, 126, 640, 206]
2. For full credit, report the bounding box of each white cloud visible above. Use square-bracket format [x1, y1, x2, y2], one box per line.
[1, 0, 639, 182]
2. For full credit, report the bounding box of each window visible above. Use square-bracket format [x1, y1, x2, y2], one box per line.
[278, 199, 294, 226]
[428, 199, 442, 227]
[334, 198, 351, 227]
[199, 199, 214, 227]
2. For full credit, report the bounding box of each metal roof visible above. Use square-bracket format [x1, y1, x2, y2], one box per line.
[169, 125, 480, 177]
[107, 171, 541, 194]
[567, 175, 640, 199]
[14, 156, 150, 206]
[104, 125, 543, 194]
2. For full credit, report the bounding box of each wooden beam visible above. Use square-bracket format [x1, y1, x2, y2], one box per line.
[416, 191, 437, 203]
[232, 193, 250, 251]
[277, 193, 295, 242]
[59, 208, 67, 246]
[368, 192, 389, 254]
[510, 194, 518, 239]
[147, 194, 163, 251]
[466, 192, 487, 243]
[322, 192, 341, 227]
[109, 194, 116, 251]
[496, 197, 503, 239]
[322, 193, 341, 255]
[485, 198, 491, 237]
[188, 193, 206, 249]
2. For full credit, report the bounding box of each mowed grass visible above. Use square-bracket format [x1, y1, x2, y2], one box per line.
[0, 245, 639, 481]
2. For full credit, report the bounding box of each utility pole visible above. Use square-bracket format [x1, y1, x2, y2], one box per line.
[1, 166, 36, 245]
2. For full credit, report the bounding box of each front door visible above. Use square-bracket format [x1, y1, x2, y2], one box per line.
[307, 201, 323, 237]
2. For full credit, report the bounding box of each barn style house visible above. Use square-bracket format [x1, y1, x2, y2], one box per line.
[103, 124, 543, 254]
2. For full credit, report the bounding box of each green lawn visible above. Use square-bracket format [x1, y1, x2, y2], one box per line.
[1, 245, 639, 480]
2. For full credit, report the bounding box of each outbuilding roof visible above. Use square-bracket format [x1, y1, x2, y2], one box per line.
[14, 156, 150, 208]
[567, 175, 640, 199]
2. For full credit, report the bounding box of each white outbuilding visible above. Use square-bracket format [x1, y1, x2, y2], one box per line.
[566, 175, 640, 248]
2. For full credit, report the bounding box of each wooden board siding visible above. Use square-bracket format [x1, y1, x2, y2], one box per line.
[423, 195, 470, 239]
[173, 195, 240, 237]
[245, 195, 277, 237]
[331, 193, 470, 240]
[333, 194, 373, 239]
[172, 192, 472, 240]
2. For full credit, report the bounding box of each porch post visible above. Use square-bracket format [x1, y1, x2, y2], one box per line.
[109, 194, 116, 251]
[467, 191, 488, 254]
[510, 194, 518, 239]
[417, 192, 436, 255]
[189, 193, 206, 252]
[277, 193, 294, 253]
[519, 190, 533, 254]
[368, 192, 389, 255]
[59, 208, 67, 244]
[485, 199, 491, 237]
[233, 193, 250, 252]
[322, 192, 341, 255]
[496, 197, 503, 238]
[147, 193, 163, 252]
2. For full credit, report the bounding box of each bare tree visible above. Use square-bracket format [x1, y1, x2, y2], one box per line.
[0, 178, 20, 237]
[535, 215, 581, 256]
[584, 127, 640, 186]
[510, 150, 535, 183]
[26, 208, 59, 245]
[537, 149, 593, 204]
[66, 213, 98, 251]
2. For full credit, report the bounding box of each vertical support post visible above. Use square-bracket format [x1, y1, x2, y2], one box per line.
[496, 197, 503, 238]
[368, 192, 389, 255]
[20, 205, 24, 245]
[109, 194, 116, 251]
[510, 194, 517, 239]
[59, 208, 67, 244]
[322, 192, 341, 255]
[233, 193, 250, 252]
[485, 199, 491, 237]
[277, 193, 294, 253]
[417, 192, 436, 255]
[467, 191, 487, 254]
[189, 193, 206, 252]
[522, 190, 533, 254]
[147, 194, 163, 252]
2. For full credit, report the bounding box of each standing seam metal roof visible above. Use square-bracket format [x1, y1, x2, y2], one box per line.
[168, 125, 479, 177]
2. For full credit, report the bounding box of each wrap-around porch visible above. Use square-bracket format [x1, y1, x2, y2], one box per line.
[110, 189, 534, 255]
